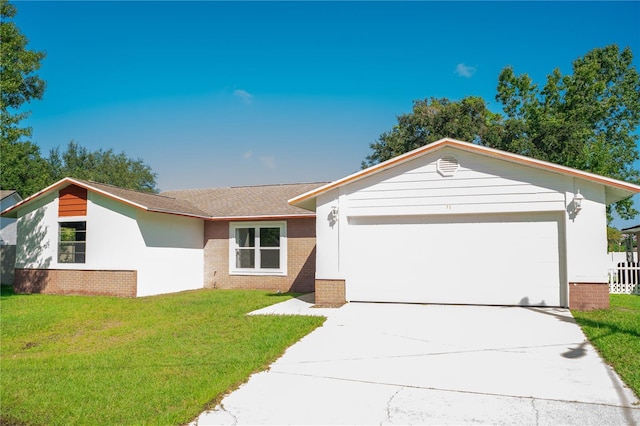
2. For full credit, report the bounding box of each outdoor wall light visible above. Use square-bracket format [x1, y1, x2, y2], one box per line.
[330, 205, 339, 218]
[574, 190, 584, 214]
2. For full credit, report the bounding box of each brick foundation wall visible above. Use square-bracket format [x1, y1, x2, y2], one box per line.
[315, 279, 346, 307]
[203, 217, 316, 293]
[569, 282, 609, 311]
[14, 269, 137, 297]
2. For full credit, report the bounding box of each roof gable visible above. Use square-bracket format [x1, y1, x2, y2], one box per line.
[289, 138, 640, 210]
[0, 178, 210, 219]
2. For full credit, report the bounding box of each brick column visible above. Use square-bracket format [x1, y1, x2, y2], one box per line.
[315, 279, 346, 307]
[569, 282, 609, 311]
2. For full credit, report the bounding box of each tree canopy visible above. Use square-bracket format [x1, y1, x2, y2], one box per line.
[494, 45, 640, 220]
[0, 0, 49, 196]
[48, 142, 158, 193]
[0, 0, 45, 144]
[362, 96, 503, 168]
[363, 44, 640, 221]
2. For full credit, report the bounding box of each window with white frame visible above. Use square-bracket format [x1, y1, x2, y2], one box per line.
[229, 221, 287, 275]
[58, 221, 86, 263]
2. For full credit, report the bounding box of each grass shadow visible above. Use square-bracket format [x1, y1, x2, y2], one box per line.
[1, 284, 15, 298]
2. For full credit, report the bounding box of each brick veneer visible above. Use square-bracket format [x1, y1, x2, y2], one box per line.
[569, 282, 609, 311]
[14, 268, 137, 297]
[203, 217, 316, 293]
[315, 279, 346, 307]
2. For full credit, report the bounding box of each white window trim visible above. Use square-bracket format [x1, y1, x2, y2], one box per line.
[229, 221, 287, 276]
[57, 220, 87, 265]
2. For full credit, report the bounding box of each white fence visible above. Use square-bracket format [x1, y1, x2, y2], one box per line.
[608, 262, 640, 294]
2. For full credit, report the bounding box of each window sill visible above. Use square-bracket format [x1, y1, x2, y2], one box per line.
[230, 270, 287, 277]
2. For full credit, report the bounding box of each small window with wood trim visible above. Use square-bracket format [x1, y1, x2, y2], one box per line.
[58, 221, 86, 263]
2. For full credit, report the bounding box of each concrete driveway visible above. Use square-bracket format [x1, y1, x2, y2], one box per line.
[193, 298, 640, 425]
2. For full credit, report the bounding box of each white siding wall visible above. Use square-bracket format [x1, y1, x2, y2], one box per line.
[315, 189, 341, 280]
[344, 149, 567, 217]
[15, 190, 204, 296]
[564, 180, 608, 283]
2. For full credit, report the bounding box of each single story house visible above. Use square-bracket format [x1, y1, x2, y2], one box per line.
[290, 138, 640, 310]
[0, 179, 324, 297]
[3, 138, 640, 310]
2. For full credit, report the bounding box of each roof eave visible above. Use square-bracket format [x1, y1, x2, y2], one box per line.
[207, 213, 315, 221]
[0, 178, 77, 218]
[605, 187, 640, 205]
[146, 208, 212, 220]
[621, 224, 640, 233]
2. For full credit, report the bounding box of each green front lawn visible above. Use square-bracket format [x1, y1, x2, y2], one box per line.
[572, 294, 640, 398]
[0, 287, 325, 425]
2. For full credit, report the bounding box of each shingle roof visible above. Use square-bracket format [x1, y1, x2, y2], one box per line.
[1, 178, 326, 220]
[0, 190, 18, 201]
[163, 182, 327, 218]
[79, 180, 211, 218]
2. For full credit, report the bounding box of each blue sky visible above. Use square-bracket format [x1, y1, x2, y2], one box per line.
[13, 1, 640, 228]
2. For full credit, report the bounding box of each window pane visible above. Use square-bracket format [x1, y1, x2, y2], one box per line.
[260, 249, 280, 269]
[59, 221, 86, 263]
[236, 248, 255, 268]
[260, 227, 280, 247]
[60, 227, 75, 242]
[58, 244, 74, 263]
[74, 243, 86, 263]
[236, 228, 255, 248]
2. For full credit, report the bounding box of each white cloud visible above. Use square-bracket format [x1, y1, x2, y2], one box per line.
[455, 63, 477, 78]
[233, 89, 254, 104]
[243, 150, 253, 159]
[260, 156, 276, 169]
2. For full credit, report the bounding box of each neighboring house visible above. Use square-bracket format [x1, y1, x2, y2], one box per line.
[0, 179, 324, 297]
[1, 190, 23, 284]
[621, 224, 640, 261]
[290, 138, 640, 311]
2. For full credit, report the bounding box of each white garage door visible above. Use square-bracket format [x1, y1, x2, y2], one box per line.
[345, 212, 564, 306]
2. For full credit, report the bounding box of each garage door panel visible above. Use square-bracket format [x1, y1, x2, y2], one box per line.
[345, 213, 563, 306]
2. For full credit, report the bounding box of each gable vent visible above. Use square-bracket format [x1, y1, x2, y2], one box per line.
[437, 155, 460, 177]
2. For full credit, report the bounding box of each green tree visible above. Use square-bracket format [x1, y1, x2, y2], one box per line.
[607, 226, 624, 252]
[0, 0, 49, 196]
[362, 96, 503, 168]
[494, 44, 640, 220]
[48, 141, 158, 193]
